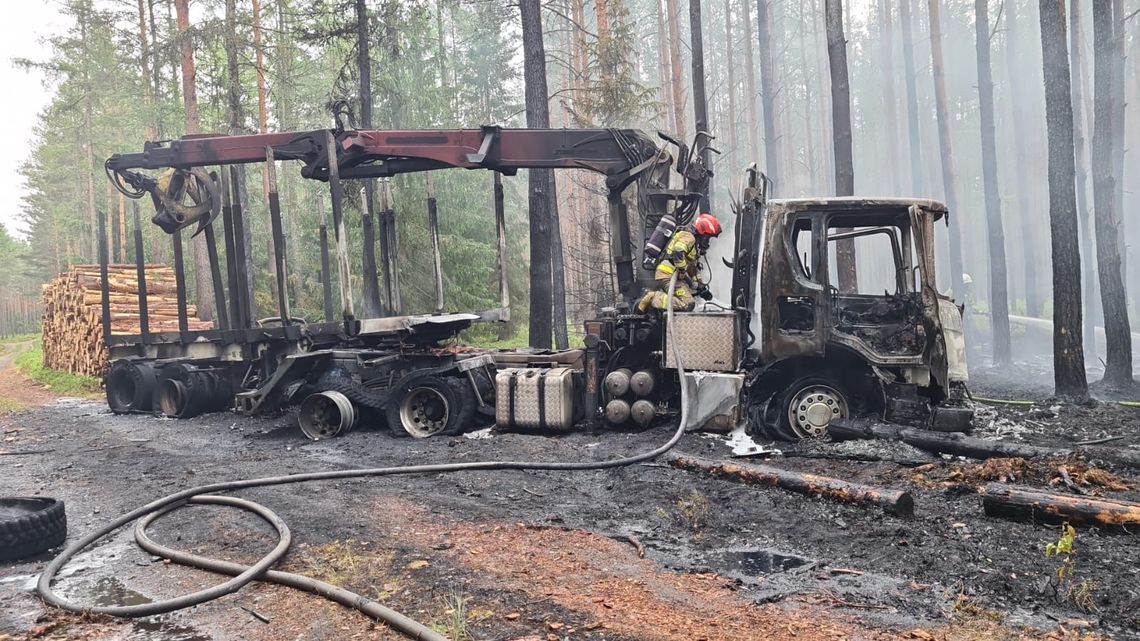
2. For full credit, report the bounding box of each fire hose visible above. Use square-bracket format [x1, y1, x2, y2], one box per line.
[38, 274, 691, 640]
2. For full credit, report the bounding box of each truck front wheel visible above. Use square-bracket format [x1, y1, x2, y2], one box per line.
[778, 377, 851, 439]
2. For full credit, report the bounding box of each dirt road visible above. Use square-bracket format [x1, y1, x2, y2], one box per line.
[1, 371, 1137, 639]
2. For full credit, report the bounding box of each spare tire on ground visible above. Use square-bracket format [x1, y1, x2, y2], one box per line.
[0, 497, 66, 562]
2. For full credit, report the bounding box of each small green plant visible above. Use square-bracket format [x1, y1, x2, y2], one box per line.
[1044, 522, 1077, 582]
[674, 489, 710, 533]
[1044, 523, 1100, 613]
[434, 592, 470, 641]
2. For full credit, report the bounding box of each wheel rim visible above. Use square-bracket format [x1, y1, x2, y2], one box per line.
[399, 386, 450, 438]
[787, 384, 848, 439]
[299, 391, 355, 441]
[158, 379, 186, 418]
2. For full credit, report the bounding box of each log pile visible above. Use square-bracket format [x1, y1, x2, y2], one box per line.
[41, 265, 212, 376]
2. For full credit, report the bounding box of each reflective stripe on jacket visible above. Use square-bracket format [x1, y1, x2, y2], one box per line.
[654, 230, 700, 281]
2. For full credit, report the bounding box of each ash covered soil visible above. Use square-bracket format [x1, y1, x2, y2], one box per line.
[2, 374, 1139, 640]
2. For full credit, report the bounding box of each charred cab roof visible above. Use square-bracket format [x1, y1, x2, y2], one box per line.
[767, 197, 948, 222]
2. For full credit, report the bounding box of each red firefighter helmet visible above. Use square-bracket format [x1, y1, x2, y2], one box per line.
[692, 213, 722, 237]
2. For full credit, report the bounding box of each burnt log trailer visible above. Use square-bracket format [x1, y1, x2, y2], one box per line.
[100, 126, 701, 438]
[102, 125, 973, 441]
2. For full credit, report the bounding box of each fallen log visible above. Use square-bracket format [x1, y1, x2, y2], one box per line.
[665, 453, 914, 517]
[828, 420, 1059, 459]
[827, 420, 1140, 471]
[982, 483, 1140, 528]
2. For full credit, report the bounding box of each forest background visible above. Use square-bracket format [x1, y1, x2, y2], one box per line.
[0, 0, 1133, 388]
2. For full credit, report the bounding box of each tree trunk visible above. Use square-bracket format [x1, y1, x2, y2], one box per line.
[355, 0, 383, 318]
[137, 0, 155, 141]
[1069, 0, 1097, 356]
[899, 0, 923, 196]
[877, 0, 901, 195]
[1007, 4, 1043, 318]
[975, 0, 1010, 367]
[756, 0, 779, 185]
[665, 0, 687, 141]
[252, 0, 267, 134]
[824, 0, 857, 293]
[521, 0, 557, 349]
[927, 0, 964, 298]
[1091, 0, 1133, 387]
[655, 0, 671, 124]
[174, 0, 215, 321]
[723, 0, 738, 178]
[797, 0, 815, 192]
[1110, 0, 1127, 311]
[1040, 0, 1088, 398]
[689, 0, 711, 212]
[78, 7, 97, 264]
[740, 0, 760, 166]
[814, 0, 833, 193]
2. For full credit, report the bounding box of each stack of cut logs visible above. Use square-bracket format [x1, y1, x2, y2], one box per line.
[41, 265, 213, 376]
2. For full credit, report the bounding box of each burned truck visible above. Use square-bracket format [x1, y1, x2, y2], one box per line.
[98, 124, 970, 441]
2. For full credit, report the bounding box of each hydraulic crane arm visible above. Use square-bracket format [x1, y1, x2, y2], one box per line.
[105, 125, 713, 306]
[107, 126, 664, 191]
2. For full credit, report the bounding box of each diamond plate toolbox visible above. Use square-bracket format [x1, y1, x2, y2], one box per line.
[664, 312, 738, 372]
[495, 367, 576, 430]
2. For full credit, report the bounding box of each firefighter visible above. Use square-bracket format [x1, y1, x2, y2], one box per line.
[637, 212, 722, 313]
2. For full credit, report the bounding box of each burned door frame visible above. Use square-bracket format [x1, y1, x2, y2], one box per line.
[824, 212, 928, 367]
[759, 205, 829, 362]
[759, 199, 950, 376]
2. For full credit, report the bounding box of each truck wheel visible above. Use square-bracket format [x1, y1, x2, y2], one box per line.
[105, 361, 156, 414]
[444, 378, 478, 435]
[386, 376, 463, 438]
[778, 377, 850, 440]
[0, 497, 66, 562]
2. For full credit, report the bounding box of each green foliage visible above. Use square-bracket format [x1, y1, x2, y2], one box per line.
[1043, 523, 1101, 613]
[14, 341, 101, 397]
[572, 0, 656, 127]
[1043, 522, 1077, 581]
[432, 592, 471, 641]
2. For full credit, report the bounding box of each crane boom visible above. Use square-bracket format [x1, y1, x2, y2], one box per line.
[106, 127, 662, 189]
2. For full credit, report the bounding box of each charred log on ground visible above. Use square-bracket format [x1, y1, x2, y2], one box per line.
[664, 453, 914, 517]
[982, 482, 1140, 528]
[828, 419, 1140, 471]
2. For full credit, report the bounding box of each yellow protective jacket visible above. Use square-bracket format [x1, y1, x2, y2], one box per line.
[654, 230, 701, 283]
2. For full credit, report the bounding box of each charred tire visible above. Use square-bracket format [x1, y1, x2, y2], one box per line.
[386, 376, 464, 438]
[0, 498, 66, 562]
[444, 378, 477, 436]
[316, 368, 387, 409]
[777, 376, 851, 440]
[105, 361, 156, 414]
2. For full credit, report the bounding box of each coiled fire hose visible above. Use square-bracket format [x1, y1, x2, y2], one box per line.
[38, 274, 690, 640]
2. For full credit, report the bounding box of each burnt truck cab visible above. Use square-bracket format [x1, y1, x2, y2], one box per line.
[739, 195, 971, 439]
[580, 179, 973, 441]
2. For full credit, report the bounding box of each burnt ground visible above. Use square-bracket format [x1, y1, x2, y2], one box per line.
[1, 360, 1139, 640]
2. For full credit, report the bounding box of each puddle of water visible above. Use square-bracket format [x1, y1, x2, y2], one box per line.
[0, 572, 37, 591]
[89, 576, 152, 607]
[87, 577, 211, 641]
[718, 549, 810, 576]
[131, 619, 212, 641]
